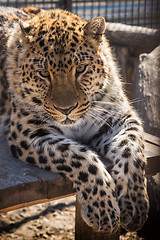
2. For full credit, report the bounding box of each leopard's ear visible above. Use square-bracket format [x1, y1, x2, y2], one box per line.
[19, 21, 34, 41]
[84, 17, 105, 41]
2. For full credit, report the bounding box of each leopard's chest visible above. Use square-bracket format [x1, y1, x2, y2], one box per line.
[61, 118, 101, 145]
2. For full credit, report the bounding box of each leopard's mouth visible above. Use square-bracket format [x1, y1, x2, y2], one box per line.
[61, 117, 76, 125]
[44, 107, 77, 125]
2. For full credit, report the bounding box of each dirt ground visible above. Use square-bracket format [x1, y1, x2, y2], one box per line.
[0, 196, 76, 240]
[0, 195, 143, 240]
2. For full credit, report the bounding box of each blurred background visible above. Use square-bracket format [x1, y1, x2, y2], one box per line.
[1, 0, 160, 28]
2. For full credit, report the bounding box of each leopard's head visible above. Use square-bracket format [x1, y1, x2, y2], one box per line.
[8, 9, 110, 125]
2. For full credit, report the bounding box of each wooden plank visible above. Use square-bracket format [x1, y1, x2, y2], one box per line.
[144, 141, 160, 159]
[145, 156, 160, 177]
[144, 133, 160, 176]
[0, 134, 74, 213]
[144, 132, 160, 147]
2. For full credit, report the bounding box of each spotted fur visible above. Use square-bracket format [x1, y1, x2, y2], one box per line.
[0, 7, 149, 233]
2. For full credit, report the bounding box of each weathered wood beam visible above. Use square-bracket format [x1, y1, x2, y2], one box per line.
[105, 22, 160, 52]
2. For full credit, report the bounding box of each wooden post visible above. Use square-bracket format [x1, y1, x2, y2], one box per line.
[75, 196, 119, 240]
[63, 0, 72, 12]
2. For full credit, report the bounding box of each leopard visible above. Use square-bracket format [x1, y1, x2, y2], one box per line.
[0, 6, 149, 234]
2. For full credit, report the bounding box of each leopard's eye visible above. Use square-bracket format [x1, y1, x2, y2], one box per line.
[38, 70, 50, 79]
[76, 65, 87, 76]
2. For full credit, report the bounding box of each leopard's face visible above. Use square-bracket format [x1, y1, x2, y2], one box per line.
[10, 9, 107, 125]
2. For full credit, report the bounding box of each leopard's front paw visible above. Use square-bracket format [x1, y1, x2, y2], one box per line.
[118, 189, 149, 231]
[76, 173, 120, 234]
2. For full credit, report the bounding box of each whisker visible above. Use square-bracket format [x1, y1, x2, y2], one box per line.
[130, 98, 144, 104]
[86, 108, 113, 129]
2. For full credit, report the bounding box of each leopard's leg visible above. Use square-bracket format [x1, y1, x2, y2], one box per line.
[9, 121, 120, 234]
[90, 113, 149, 231]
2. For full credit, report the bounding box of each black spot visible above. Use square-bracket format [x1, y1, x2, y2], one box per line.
[72, 153, 85, 160]
[88, 164, 98, 175]
[111, 148, 117, 154]
[12, 102, 17, 113]
[57, 144, 69, 152]
[111, 210, 116, 219]
[67, 27, 75, 31]
[131, 194, 136, 202]
[92, 156, 98, 163]
[132, 172, 137, 182]
[108, 200, 113, 208]
[100, 190, 106, 197]
[100, 201, 105, 208]
[20, 140, 29, 150]
[17, 123, 22, 132]
[82, 191, 88, 200]
[39, 156, 47, 164]
[22, 128, 31, 136]
[10, 145, 18, 158]
[133, 185, 139, 191]
[36, 146, 44, 154]
[74, 180, 81, 185]
[52, 158, 66, 164]
[91, 124, 110, 143]
[57, 165, 72, 172]
[71, 22, 76, 26]
[71, 161, 82, 168]
[45, 166, 51, 171]
[126, 127, 138, 132]
[95, 213, 99, 219]
[113, 170, 119, 175]
[32, 97, 42, 105]
[26, 157, 36, 164]
[118, 163, 122, 168]
[20, 109, 29, 116]
[119, 140, 128, 147]
[78, 171, 88, 182]
[134, 158, 142, 169]
[39, 39, 45, 47]
[103, 216, 109, 224]
[70, 42, 76, 47]
[128, 134, 136, 141]
[85, 188, 91, 193]
[124, 162, 129, 174]
[96, 178, 103, 186]
[49, 150, 55, 157]
[122, 147, 131, 158]
[70, 48, 76, 52]
[93, 201, 99, 208]
[43, 46, 48, 52]
[93, 186, 98, 195]
[100, 209, 105, 217]
[30, 129, 50, 139]
[115, 158, 120, 164]
[28, 119, 46, 125]
[88, 205, 93, 213]
[117, 184, 123, 196]
[11, 131, 17, 140]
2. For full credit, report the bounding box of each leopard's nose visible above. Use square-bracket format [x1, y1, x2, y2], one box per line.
[53, 103, 78, 115]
